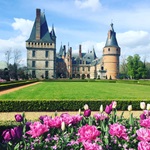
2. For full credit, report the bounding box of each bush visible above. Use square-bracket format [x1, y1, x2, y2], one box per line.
[0, 100, 149, 112]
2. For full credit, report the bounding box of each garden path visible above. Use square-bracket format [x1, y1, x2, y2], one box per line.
[0, 111, 143, 121]
[0, 82, 41, 95]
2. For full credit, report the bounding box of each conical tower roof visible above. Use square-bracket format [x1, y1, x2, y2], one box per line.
[105, 23, 119, 48]
[26, 9, 54, 43]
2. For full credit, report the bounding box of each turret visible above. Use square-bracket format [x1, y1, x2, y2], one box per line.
[103, 23, 121, 79]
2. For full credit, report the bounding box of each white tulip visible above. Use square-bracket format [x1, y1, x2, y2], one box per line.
[112, 101, 117, 109]
[84, 104, 89, 110]
[147, 104, 150, 110]
[78, 108, 81, 115]
[61, 121, 65, 131]
[140, 102, 146, 110]
[100, 105, 103, 113]
[128, 105, 132, 112]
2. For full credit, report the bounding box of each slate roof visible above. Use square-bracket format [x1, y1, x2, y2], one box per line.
[71, 49, 97, 65]
[26, 11, 55, 43]
[105, 23, 119, 48]
[91, 58, 102, 66]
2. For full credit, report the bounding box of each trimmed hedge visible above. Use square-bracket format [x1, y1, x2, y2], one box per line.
[0, 80, 39, 91]
[0, 100, 149, 112]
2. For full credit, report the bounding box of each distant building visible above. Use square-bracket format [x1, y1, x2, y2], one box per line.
[26, 9, 120, 79]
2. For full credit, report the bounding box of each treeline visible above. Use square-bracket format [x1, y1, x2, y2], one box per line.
[120, 54, 150, 79]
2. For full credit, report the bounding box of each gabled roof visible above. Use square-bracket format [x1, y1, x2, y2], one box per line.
[105, 23, 119, 48]
[26, 10, 55, 43]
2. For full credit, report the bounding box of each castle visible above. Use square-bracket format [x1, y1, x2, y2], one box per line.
[26, 9, 120, 80]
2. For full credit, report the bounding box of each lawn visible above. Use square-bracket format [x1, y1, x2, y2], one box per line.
[0, 82, 150, 100]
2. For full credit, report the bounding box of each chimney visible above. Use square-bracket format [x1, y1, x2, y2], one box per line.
[36, 9, 41, 40]
[63, 45, 66, 51]
[79, 44, 82, 57]
[70, 47, 72, 57]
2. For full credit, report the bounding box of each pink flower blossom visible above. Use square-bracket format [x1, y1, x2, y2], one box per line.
[109, 123, 128, 140]
[43, 116, 62, 128]
[94, 113, 108, 121]
[61, 113, 74, 125]
[105, 103, 113, 114]
[15, 114, 23, 122]
[140, 118, 150, 128]
[84, 109, 91, 117]
[136, 128, 150, 142]
[72, 114, 83, 125]
[26, 121, 48, 138]
[83, 142, 103, 150]
[78, 124, 100, 142]
[138, 141, 150, 150]
[2, 126, 22, 142]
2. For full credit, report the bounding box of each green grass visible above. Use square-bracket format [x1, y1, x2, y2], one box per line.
[0, 82, 150, 100]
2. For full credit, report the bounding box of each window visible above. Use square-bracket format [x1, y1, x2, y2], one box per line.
[45, 61, 48, 67]
[32, 70, 36, 78]
[32, 50, 35, 57]
[82, 67, 84, 71]
[45, 71, 49, 79]
[108, 48, 110, 51]
[45, 51, 48, 58]
[32, 61, 35, 67]
[88, 67, 90, 71]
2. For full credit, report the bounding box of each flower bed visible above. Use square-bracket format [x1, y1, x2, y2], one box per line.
[1, 101, 150, 150]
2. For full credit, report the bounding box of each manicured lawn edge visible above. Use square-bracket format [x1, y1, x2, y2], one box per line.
[0, 100, 150, 112]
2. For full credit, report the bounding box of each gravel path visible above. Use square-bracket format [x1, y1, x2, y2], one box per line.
[0, 111, 143, 121]
[0, 82, 41, 95]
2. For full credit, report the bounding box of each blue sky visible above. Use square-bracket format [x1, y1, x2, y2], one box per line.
[0, 0, 150, 66]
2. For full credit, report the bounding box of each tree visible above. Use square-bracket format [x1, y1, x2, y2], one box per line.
[126, 54, 147, 79]
[120, 55, 128, 78]
[13, 49, 22, 80]
[5, 48, 12, 68]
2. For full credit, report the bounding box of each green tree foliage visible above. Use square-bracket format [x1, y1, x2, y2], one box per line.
[127, 54, 147, 79]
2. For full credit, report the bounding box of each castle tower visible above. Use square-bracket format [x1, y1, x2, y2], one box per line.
[103, 23, 120, 79]
[26, 9, 56, 79]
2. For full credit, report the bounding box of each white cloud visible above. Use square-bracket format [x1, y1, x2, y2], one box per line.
[117, 30, 150, 60]
[74, 0, 101, 11]
[0, 18, 33, 65]
[12, 18, 33, 36]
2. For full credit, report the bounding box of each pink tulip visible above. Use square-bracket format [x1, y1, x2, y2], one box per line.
[43, 116, 62, 128]
[140, 118, 150, 128]
[61, 113, 74, 125]
[84, 109, 91, 117]
[83, 141, 103, 150]
[138, 141, 150, 150]
[109, 123, 128, 140]
[136, 128, 150, 142]
[105, 105, 112, 114]
[78, 124, 100, 142]
[15, 114, 23, 122]
[94, 113, 108, 121]
[26, 121, 48, 138]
